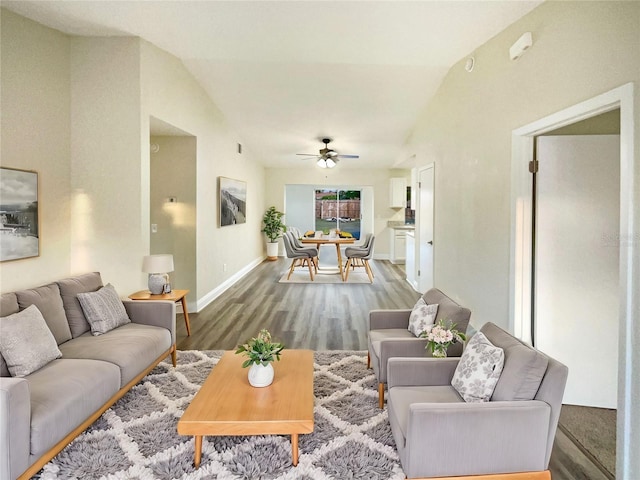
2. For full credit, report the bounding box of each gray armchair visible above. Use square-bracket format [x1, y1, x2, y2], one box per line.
[368, 288, 471, 408]
[387, 322, 568, 479]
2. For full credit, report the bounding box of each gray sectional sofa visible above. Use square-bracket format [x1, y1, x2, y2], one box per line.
[0, 272, 177, 480]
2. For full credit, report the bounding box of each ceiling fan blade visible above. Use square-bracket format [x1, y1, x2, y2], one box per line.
[337, 154, 359, 159]
[296, 153, 319, 157]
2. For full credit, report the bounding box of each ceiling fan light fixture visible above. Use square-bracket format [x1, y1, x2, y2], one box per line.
[317, 158, 327, 168]
[325, 158, 337, 168]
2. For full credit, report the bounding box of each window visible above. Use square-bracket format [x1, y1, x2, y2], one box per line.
[314, 189, 361, 239]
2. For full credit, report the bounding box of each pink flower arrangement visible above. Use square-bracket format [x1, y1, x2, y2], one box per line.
[420, 319, 466, 358]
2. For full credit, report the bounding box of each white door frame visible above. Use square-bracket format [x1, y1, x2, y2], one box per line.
[509, 83, 636, 478]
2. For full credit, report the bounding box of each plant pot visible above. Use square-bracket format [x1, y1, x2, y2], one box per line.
[248, 363, 274, 387]
[266, 242, 279, 261]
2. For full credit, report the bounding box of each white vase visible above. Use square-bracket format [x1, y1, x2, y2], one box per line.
[248, 363, 274, 387]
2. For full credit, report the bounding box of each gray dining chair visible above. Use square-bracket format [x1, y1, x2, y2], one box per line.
[282, 233, 317, 281]
[343, 234, 375, 282]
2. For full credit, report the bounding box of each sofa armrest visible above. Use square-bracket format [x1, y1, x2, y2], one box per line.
[369, 309, 411, 330]
[0, 377, 31, 480]
[388, 357, 460, 388]
[123, 300, 176, 345]
[404, 401, 551, 478]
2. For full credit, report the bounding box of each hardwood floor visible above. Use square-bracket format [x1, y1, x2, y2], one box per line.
[177, 258, 420, 351]
[176, 258, 609, 480]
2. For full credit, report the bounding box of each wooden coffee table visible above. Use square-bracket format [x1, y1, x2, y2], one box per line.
[177, 349, 314, 468]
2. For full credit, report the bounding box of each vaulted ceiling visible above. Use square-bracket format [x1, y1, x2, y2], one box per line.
[3, 1, 542, 168]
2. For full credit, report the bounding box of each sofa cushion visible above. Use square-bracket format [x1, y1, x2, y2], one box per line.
[0, 305, 62, 377]
[57, 272, 103, 338]
[0, 293, 19, 377]
[407, 298, 438, 337]
[15, 283, 72, 345]
[451, 331, 504, 402]
[77, 284, 131, 335]
[59, 323, 171, 387]
[481, 322, 549, 401]
[27, 358, 120, 457]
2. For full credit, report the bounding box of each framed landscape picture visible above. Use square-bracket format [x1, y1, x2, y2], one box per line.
[219, 176, 247, 227]
[0, 167, 39, 262]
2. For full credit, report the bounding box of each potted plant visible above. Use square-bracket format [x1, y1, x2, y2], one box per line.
[262, 206, 286, 260]
[235, 329, 285, 387]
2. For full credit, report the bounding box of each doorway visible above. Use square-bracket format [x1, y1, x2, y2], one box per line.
[149, 117, 197, 309]
[510, 83, 636, 477]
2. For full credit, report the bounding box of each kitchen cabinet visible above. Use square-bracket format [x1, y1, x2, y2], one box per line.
[389, 228, 408, 264]
[389, 177, 407, 208]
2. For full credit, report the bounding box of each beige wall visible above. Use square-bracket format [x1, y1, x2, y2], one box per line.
[1, 11, 266, 308]
[407, 0, 639, 330]
[265, 167, 410, 257]
[140, 41, 266, 305]
[0, 10, 72, 291]
[407, 2, 639, 475]
[69, 36, 144, 294]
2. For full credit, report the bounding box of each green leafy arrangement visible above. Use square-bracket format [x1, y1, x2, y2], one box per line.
[235, 329, 285, 368]
[261, 206, 287, 243]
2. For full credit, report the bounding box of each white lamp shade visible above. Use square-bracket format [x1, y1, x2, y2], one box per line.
[142, 254, 174, 274]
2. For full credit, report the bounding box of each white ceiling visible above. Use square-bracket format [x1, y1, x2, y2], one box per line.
[3, 0, 542, 169]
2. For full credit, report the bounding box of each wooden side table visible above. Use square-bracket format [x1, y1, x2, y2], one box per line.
[128, 289, 191, 336]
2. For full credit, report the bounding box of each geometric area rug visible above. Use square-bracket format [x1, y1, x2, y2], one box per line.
[35, 350, 405, 480]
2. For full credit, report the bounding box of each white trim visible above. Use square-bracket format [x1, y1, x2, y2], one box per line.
[195, 256, 264, 312]
[510, 82, 636, 478]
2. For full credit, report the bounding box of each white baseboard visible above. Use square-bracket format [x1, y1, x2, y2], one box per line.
[195, 256, 265, 312]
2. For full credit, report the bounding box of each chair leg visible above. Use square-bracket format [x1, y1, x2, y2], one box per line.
[344, 258, 352, 281]
[287, 259, 297, 280]
[378, 382, 385, 409]
[364, 260, 374, 283]
[367, 351, 370, 369]
[307, 257, 314, 281]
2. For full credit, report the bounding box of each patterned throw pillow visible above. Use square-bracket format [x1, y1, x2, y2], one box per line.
[407, 298, 439, 337]
[0, 304, 62, 377]
[77, 284, 131, 336]
[451, 331, 504, 402]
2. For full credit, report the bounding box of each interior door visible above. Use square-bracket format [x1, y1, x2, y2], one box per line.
[418, 165, 434, 293]
[535, 135, 619, 408]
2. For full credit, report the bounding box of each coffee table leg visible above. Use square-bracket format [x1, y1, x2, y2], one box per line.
[291, 433, 299, 466]
[194, 435, 202, 468]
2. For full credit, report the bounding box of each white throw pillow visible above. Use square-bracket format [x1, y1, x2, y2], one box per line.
[451, 331, 504, 403]
[407, 298, 438, 337]
[77, 284, 130, 336]
[0, 304, 62, 377]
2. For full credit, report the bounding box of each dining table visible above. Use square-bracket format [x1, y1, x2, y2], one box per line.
[300, 235, 355, 280]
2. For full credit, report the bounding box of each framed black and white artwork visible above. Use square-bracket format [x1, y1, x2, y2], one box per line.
[219, 176, 247, 227]
[0, 167, 39, 262]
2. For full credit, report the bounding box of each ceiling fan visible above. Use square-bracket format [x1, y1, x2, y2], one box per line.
[296, 138, 359, 168]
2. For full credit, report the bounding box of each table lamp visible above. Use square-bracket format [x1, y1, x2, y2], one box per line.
[142, 254, 174, 294]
